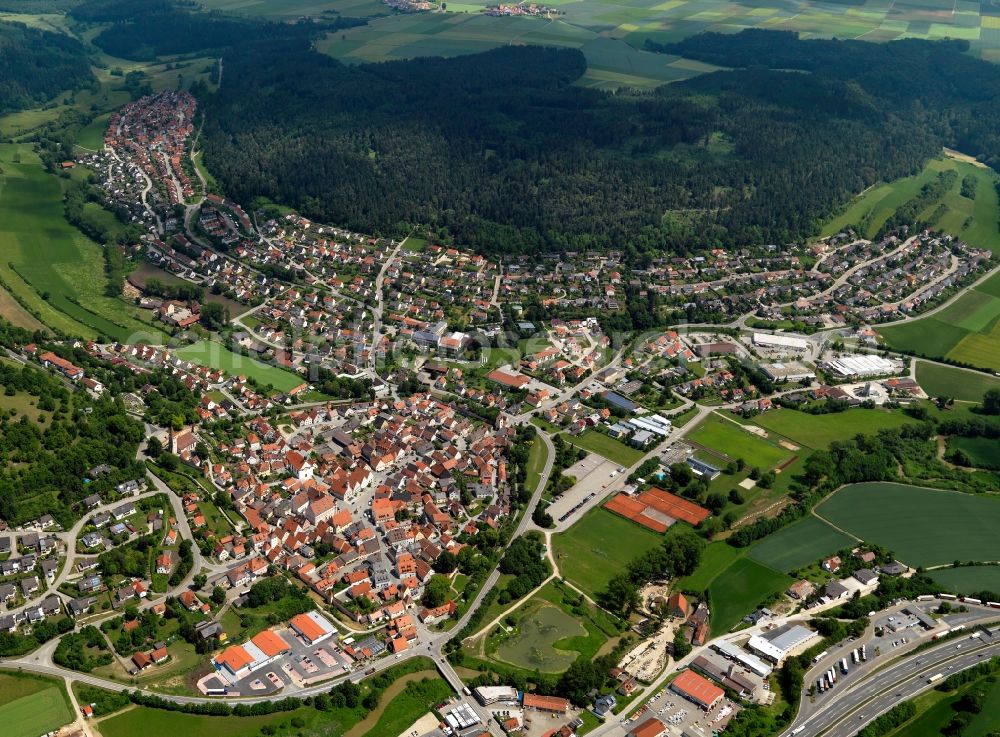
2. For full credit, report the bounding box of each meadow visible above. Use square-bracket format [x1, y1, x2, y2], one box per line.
[562, 429, 644, 466]
[552, 507, 663, 599]
[880, 270, 1000, 372]
[930, 565, 1000, 596]
[815, 482, 1000, 568]
[747, 516, 856, 573]
[751, 407, 915, 449]
[822, 156, 1000, 253]
[880, 675, 1000, 737]
[0, 673, 74, 737]
[675, 540, 743, 592]
[524, 435, 549, 495]
[707, 557, 790, 637]
[687, 412, 792, 469]
[947, 436, 1000, 469]
[175, 340, 305, 391]
[0, 144, 166, 342]
[98, 704, 344, 737]
[915, 361, 1000, 402]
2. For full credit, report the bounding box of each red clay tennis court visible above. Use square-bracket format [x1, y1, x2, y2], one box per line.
[604, 486, 710, 532]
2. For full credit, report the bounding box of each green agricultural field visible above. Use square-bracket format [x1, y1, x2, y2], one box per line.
[496, 602, 587, 672]
[880, 271, 1000, 371]
[751, 407, 915, 449]
[562, 429, 644, 466]
[947, 436, 1000, 469]
[175, 340, 305, 391]
[676, 541, 744, 592]
[822, 157, 1000, 253]
[929, 565, 1000, 596]
[0, 144, 166, 341]
[915, 361, 1000, 402]
[816, 482, 1000, 568]
[0, 678, 74, 737]
[553, 507, 663, 599]
[687, 412, 792, 469]
[747, 516, 856, 573]
[707, 557, 791, 637]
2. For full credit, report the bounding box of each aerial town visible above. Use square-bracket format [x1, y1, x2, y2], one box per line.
[2, 83, 999, 737]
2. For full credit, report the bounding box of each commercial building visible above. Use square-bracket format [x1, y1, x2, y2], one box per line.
[747, 624, 818, 664]
[289, 611, 337, 645]
[474, 686, 518, 706]
[522, 693, 570, 713]
[671, 669, 725, 710]
[213, 629, 292, 683]
[629, 717, 668, 737]
[752, 333, 809, 351]
[712, 640, 773, 678]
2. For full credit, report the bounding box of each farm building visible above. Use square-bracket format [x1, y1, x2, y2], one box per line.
[670, 669, 724, 710]
[522, 693, 569, 713]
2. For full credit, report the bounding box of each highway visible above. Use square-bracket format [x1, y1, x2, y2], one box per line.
[783, 635, 1000, 737]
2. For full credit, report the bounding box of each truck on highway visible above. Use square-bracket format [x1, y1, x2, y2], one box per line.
[792, 727, 806, 735]
[928, 673, 945, 684]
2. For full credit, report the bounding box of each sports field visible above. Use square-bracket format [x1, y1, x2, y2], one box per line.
[915, 361, 1000, 402]
[0, 144, 166, 342]
[687, 412, 792, 468]
[930, 565, 1000, 596]
[552, 507, 663, 599]
[175, 340, 305, 391]
[0, 677, 74, 737]
[879, 270, 1000, 371]
[747, 516, 856, 573]
[816, 482, 1000, 568]
[751, 407, 914, 449]
[562, 429, 644, 466]
[707, 557, 791, 637]
[496, 603, 587, 672]
[823, 157, 1000, 253]
[947, 436, 1000, 469]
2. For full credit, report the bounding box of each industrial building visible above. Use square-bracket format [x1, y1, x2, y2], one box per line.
[712, 640, 773, 678]
[747, 624, 818, 664]
[760, 361, 816, 382]
[474, 685, 518, 706]
[213, 629, 291, 683]
[752, 333, 809, 351]
[823, 354, 901, 379]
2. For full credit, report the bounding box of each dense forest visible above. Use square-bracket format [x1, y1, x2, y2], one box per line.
[73, 0, 363, 60]
[0, 21, 92, 114]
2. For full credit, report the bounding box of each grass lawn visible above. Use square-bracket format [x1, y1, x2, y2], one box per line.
[929, 565, 1000, 596]
[562, 430, 644, 466]
[751, 407, 915, 449]
[98, 704, 342, 737]
[883, 675, 1000, 737]
[175, 340, 304, 391]
[525, 435, 549, 495]
[687, 412, 792, 468]
[552, 507, 663, 600]
[816, 482, 1000, 567]
[0, 675, 74, 737]
[915, 361, 1000, 403]
[747, 516, 857, 574]
[947, 436, 1000, 469]
[0, 144, 166, 341]
[708, 557, 791, 637]
[676, 541, 745, 593]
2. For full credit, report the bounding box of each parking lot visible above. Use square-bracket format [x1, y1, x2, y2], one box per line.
[547, 454, 621, 522]
[200, 626, 356, 695]
[624, 687, 740, 735]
